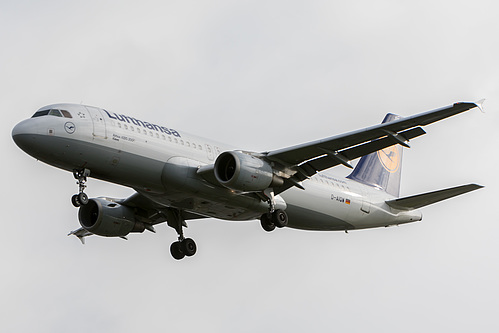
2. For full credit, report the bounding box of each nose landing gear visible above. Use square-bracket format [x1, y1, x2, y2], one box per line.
[71, 168, 91, 207]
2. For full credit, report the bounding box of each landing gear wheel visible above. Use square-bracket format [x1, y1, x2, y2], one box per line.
[71, 194, 81, 207]
[272, 209, 288, 228]
[165, 208, 198, 260]
[72, 168, 91, 208]
[78, 192, 89, 205]
[181, 238, 197, 257]
[260, 213, 276, 232]
[170, 241, 185, 260]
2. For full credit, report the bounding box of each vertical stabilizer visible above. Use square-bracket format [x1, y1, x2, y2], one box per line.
[347, 114, 403, 197]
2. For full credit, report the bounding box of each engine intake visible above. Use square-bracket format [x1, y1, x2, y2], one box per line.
[78, 198, 146, 237]
[214, 151, 283, 192]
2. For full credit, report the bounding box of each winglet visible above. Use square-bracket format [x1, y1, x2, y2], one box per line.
[68, 230, 86, 244]
[68, 228, 92, 245]
[475, 99, 486, 113]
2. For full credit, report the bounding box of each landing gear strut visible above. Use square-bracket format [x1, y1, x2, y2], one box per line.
[165, 208, 197, 260]
[71, 168, 91, 207]
[260, 188, 288, 232]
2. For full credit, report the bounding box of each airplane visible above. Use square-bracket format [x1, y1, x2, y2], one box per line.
[12, 101, 484, 260]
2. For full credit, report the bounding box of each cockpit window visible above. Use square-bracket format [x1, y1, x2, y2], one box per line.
[48, 109, 62, 117]
[32, 109, 72, 118]
[32, 110, 50, 118]
[60, 110, 72, 118]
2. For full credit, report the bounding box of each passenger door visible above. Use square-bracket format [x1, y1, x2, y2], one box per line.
[85, 106, 107, 139]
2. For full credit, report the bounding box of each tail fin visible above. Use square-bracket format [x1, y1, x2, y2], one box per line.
[347, 114, 403, 197]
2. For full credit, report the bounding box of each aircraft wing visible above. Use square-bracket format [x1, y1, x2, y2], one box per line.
[120, 192, 207, 221]
[265, 102, 481, 186]
[68, 192, 207, 243]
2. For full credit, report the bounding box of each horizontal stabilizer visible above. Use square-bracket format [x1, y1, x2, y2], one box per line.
[385, 184, 483, 210]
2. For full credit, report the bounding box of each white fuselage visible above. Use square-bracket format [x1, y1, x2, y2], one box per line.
[12, 104, 422, 231]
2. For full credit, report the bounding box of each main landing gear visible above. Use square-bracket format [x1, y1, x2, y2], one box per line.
[260, 209, 288, 232]
[71, 168, 91, 207]
[260, 188, 288, 232]
[165, 208, 197, 260]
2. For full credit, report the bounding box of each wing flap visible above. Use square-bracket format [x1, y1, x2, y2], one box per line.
[385, 184, 483, 210]
[298, 127, 426, 179]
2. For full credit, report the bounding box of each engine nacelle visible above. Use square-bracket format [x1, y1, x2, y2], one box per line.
[214, 151, 283, 192]
[78, 198, 146, 237]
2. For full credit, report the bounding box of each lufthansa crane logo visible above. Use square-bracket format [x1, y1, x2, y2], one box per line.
[377, 145, 400, 173]
[64, 122, 76, 134]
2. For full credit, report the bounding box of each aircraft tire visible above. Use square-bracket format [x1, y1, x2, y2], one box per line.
[170, 241, 185, 260]
[71, 194, 81, 207]
[272, 209, 288, 228]
[78, 192, 89, 205]
[260, 214, 275, 232]
[181, 238, 197, 257]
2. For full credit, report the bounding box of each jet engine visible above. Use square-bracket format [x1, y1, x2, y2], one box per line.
[214, 151, 283, 192]
[78, 198, 146, 237]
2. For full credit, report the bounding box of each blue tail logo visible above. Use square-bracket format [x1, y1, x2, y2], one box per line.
[377, 145, 400, 173]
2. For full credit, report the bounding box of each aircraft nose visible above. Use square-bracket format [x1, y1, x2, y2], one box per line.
[12, 120, 37, 152]
[12, 120, 26, 137]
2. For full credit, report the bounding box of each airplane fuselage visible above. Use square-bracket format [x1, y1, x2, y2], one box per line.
[12, 103, 422, 232]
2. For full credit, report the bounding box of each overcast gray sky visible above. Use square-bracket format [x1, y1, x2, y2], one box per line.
[1, 1, 498, 332]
